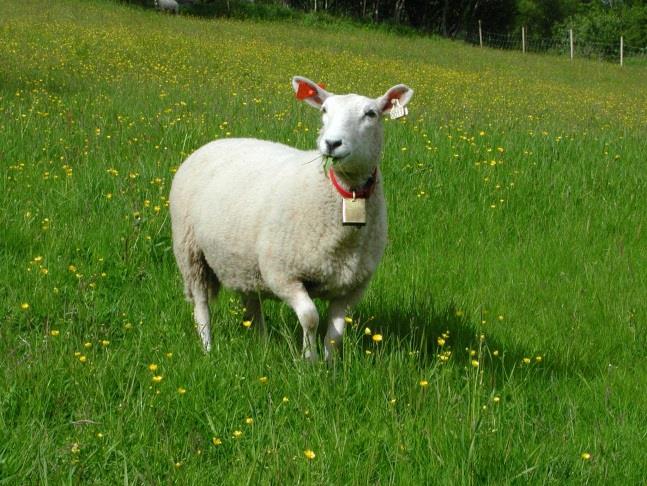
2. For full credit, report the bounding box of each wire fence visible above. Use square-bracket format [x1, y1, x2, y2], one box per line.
[459, 26, 647, 65]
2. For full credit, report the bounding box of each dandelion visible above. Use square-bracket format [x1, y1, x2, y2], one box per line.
[535, 355, 543, 363]
[100, 340, 110, 347]
[581, 452, 591, 461]
[174, 462, 182, 468]
[20, 302, 30, 310]
[522, 357, 531, 365]
[165, 352, 173, 358]
[419, 380, 429, 388]
[304, 449, 316, 460]
[245, 417, 254, 425]
[78, 355, 87, 363]
[152, 375, 163, 383]
[148, 363, 158, 372]
[372, 334, 383, 343]
[471, 359, 480, 368]
[84, 342, 92, 348]
[71, 443, 80, 454]
[242, 320, 252, 328]
[177, 387, 187, 395]
[493, 396, 501, 403]
[493, 350, 500, 357]
[212, 437, 222, 446]
[50, 329, 60, 337]
[258, 376, 268, 384]
[437, 337, 446, 346]
[364, 327, 372, 336]
[344, 316, 353, 324]
[232, 430, 243, 439]
[282, 396, 289, 403]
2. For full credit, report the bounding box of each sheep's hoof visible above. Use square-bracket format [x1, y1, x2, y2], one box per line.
[303, 350, 319, 363]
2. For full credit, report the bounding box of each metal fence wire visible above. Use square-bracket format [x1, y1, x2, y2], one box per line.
[459, 26, 647, 64]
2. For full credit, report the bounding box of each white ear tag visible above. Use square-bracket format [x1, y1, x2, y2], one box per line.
[389, 99, 408, 120]
[342, 193, 366, 226]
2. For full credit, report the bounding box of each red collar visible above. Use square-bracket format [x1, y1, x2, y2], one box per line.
[328, 168, 378, 199]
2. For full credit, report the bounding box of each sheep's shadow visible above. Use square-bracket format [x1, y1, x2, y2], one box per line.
[213, 291, 582, 381]
[358, 300, 585, 381]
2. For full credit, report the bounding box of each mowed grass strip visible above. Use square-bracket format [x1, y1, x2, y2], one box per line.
[1, 0, 646, 483]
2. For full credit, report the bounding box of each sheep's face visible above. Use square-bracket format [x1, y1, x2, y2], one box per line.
[318, 94, 384, 173]
[292, 76, 414, 180]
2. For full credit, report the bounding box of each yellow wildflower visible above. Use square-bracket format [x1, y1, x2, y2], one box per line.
[304, 449, 316, 460]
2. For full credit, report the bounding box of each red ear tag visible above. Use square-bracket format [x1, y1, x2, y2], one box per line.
[296, 81, 327, 100]
[296, 82, 315, 100]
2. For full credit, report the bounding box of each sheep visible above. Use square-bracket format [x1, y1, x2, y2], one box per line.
[169, 76, 413, 361]
[155, 0, 179, 14]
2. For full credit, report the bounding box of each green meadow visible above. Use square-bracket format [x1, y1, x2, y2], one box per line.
[1, 0, 646, 483]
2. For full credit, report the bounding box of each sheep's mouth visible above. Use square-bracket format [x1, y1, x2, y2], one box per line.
[322, 154, 348, 172]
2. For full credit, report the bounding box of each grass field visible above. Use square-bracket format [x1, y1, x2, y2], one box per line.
[1, 0, 647, 483]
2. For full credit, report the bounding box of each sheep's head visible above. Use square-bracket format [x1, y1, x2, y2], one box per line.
[292, 76, 413, 179]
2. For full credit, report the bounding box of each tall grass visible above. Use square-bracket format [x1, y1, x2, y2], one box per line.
[1, 0, 646, 483]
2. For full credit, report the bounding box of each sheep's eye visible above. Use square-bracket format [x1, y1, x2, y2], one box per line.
[321, 107, 327, 114]
[365, 110, 377, 119]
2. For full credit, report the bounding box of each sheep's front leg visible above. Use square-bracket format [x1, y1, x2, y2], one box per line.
[324, 299, 348, 362]
[324, 287, 366, 362]
[284, 285, 319, 362]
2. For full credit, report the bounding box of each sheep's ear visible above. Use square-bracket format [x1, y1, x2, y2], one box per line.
[377, 84, 414, 114]
[292, 76, 331, 109]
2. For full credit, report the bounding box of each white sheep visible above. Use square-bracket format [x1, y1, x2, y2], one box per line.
[169, 76, 413, 361]
[155, 0, 179, 14]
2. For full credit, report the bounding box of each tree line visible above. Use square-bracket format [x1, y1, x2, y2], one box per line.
[131, 0, 647, 49]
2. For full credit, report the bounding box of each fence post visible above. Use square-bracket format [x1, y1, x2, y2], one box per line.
[620, 36, 624, 66]
[478, 20, 483, 48]
[569, 29, 574, 60]
[522, 26, 526, 53]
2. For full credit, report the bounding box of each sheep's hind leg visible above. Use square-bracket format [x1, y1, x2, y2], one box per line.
[193, 280, 215, 353]
[186, 251, 219, 352]
[243, 293, 266, 336]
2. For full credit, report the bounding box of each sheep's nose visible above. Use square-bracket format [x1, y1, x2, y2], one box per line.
[325, 139, 342, 153]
